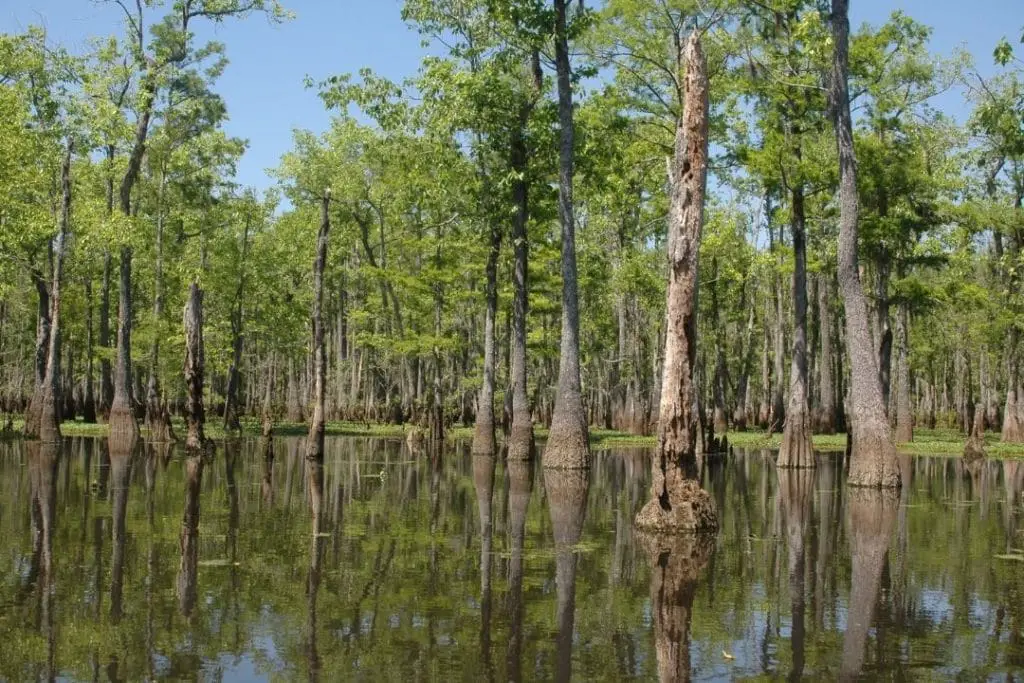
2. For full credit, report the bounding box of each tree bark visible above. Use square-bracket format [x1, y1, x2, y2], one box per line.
[635, 35, 718, 533]
[26, 141, 72, 441]
[875, 251, 893, 414]
[82, 279, 97, 423]
[894, 301, 913, 442]
[815, 273, 837, 434]
[778, 185, 815, 468]
[306, 191, 330, 462]
[145, 171, 173, 442]
[827, 0, 899, 488]
[183, 283, 207, 452]
[545, 0, 590, 470]
[99, 249, 113, 419]
[224, 214, 252, 433]
[508, 101, 535, 461]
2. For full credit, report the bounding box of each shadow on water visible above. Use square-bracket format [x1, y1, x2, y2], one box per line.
[0, 436, 1023, 680]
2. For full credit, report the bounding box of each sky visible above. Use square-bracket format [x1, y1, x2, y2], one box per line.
[1, 0, 1020, 191]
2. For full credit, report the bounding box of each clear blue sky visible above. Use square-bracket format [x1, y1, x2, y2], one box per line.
[2, 0, 1019, 190]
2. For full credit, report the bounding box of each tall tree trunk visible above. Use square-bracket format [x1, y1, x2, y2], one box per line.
[26, 141, 72, 441]
[894, 301, 913, 442]
[99, 249, 113, 419]
[183, 283, 207, 452]
[635, 35, 718, 533]
[816, 273, 837, 434]
[778, 184, 814, 468]
[82, 280, 97, 423]
[827, 0, 899, 488]
[1002, 330, 1022, 441]
[145, 172, 173, 442]
[875, 252, 893, 414]
[306, 191, 330, 462]
[545, 0, 590, 470]
[508, 101, 535, 460]
[224, 215, 252, 433]
[770, 247, 786, 434]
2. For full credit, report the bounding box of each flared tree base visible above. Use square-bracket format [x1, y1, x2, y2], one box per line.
[108, 404, 140, 441]
[507, 421, 535, 461]
[471, 418, 496, 456]
[544, 406, 590, 469]
[635, 480, 718, 533]
[777, 408, 815, 469]
[847, 421, 900, 488]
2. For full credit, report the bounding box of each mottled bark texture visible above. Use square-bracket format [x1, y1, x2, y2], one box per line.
[306, 191, 330, 462]
[840, 488, 897, 680]
[636, 531, 714, 683]
[827, 0, 900, 488]
[183, 283, 207, 453]
[544, 0, 590, 470]
[635, 35, 718, 533]
[778, 186, 815, 468]
[544, 468, 589, 682]
[26, 141, 72, 441]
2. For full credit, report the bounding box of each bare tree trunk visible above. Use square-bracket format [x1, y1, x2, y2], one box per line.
[635, 35, 718, 533]
[816, 273, 837, 434]
[827, 0, 899, 488]
[778, 184, 814, 468]
[306, 191, 330, 462]
[26, 141, 72, 441]
[472, 214, 501, 451]
[875, 252, 893, 414]
[894, 301, 913, 442]
[183, 283, 207, 452]
[545, 0, 590, 470]
[1002, 330, 1022, 441]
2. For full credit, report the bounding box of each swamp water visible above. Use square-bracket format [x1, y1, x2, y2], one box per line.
[1, 436, 1022, 681]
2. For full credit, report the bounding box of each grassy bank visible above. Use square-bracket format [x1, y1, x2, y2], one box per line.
[3, 415, 1023, 459]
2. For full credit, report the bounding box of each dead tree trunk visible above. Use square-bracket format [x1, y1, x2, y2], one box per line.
[183, 283, 207, 453]
[26, 141, 72, 441]
[778, 184, 815, 468]
[635, 34, 718, 533]
[827, 0, 900, 488]
[306, 191, 330, 462]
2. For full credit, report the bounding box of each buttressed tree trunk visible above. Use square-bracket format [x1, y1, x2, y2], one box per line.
[306, 190, 330, 463]
[183, 283, 207, 453]
[545, 0, 590, 470]
[472, 216, 501, 455]
[827, 0, 900, 488]
[634, 34, 718, 533]
[778, 185, 815, 468]
[26, 141, 72, 441]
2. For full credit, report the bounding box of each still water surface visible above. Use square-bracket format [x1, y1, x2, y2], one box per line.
[1, 436, 1022, 681]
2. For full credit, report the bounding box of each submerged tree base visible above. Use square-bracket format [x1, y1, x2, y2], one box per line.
[635, 480, 718, 533]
